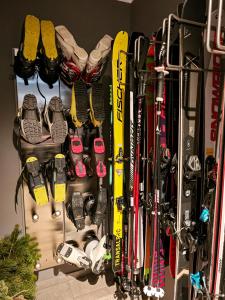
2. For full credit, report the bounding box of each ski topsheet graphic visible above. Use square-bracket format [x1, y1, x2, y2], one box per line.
[112, 31, 128, 273]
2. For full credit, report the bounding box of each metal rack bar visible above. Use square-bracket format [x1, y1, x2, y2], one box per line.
[166, 13, 205, 70]
[206, 0, 225, 54]
[216, 0, 225, 51]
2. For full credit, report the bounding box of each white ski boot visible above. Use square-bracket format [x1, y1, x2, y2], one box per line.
[55, 25, 88, 71]
[84, 233, 107, 274]
[86, 34, 113, 73]
[83, 34, 113, 83]
[56, 242, 91, 269]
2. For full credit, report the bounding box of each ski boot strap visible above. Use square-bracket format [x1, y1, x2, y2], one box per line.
[70, 81, 89, 128]
[93, 187, 107, 226]
[89, 82, 105, 127]
[71, 192, 85, 230]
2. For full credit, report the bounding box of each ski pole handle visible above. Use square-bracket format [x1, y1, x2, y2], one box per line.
[155, 66, 169, 103]
[156, 71, 164, 103]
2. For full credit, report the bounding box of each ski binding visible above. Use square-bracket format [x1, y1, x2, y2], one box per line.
[93, 137, 106, 177]
[69, 135, 86, 178]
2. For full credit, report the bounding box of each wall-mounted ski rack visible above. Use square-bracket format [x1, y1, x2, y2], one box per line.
[165, 1, 225, 72]
[216, 0, 225, 50]
[13, 49, 100, 271]
[166, 13, 205, 71]
[118, 1, 225, 88]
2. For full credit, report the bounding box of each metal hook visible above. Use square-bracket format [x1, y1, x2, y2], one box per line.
[134, 35, 145, 78]
[118, 49, 131, 86]
[216, 0, 225, 51]
[166, 13, 205, 70]
[162, 18, 168, 36]
[206, 0, 225, 54]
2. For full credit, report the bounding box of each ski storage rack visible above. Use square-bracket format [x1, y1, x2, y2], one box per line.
[14, 49, 99, 271]
[165, 0, 225, 70]
[157, 1, 225, 299]
[207, 0, 225, 54]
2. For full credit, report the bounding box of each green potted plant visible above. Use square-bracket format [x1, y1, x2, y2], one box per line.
[0, 225, 40, 300]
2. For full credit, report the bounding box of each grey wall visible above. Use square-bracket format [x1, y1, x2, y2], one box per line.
[131, 0, 179, 36]
[0, 0, 130, 236]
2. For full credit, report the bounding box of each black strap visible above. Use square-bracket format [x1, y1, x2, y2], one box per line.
[14, 167, 25, 212]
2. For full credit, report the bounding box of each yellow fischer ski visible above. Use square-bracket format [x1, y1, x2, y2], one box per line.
[112, 31, 128, 273]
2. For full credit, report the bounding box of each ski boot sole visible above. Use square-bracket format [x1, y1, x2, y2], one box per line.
[71, 192, 85, 230]
[89, 83, 105, 127]
[23, 15, 40, 62]
[26, 156, 48, 206]
[41, 20, 58, 60]
[21, 94, 42, 144]
[70, 80, 89, 128]
[47, 96, 68, 144]
[54, 154, 66, 202]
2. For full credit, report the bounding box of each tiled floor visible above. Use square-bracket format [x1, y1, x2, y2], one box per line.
[36, 270, 116, 300]
[36, 267, 174, 300]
